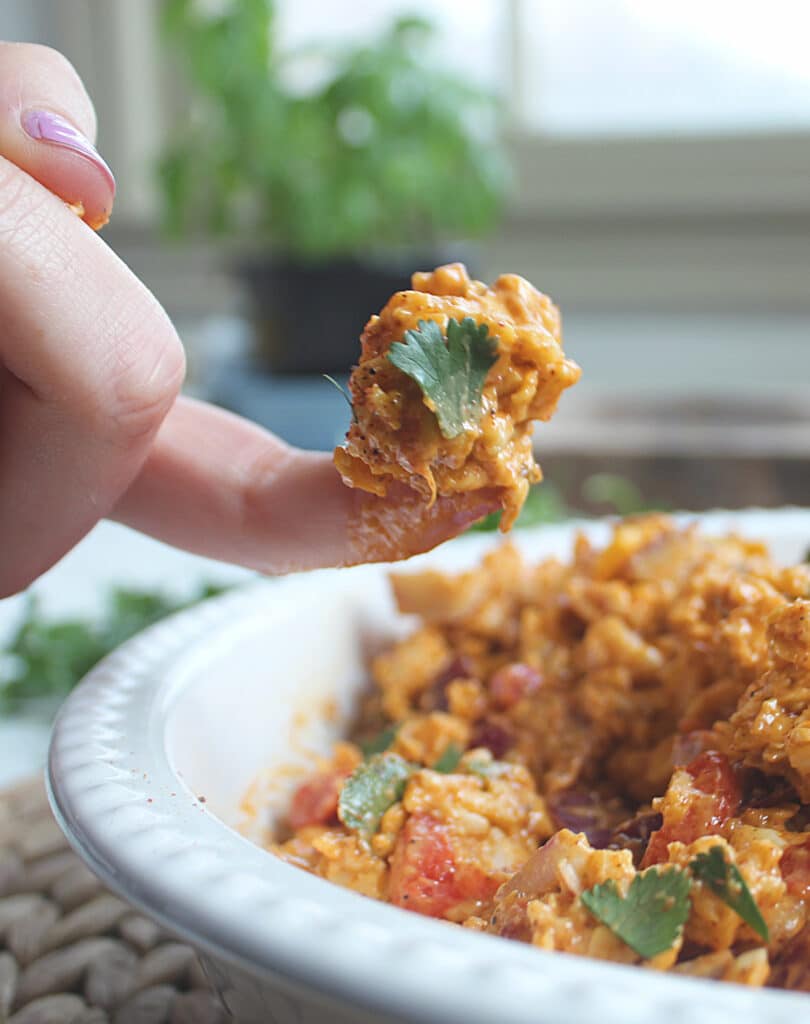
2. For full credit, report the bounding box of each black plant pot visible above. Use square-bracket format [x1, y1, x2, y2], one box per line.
[238, 247, 478, 376]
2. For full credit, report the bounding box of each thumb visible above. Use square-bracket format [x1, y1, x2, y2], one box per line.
[0, 42, 115, 229]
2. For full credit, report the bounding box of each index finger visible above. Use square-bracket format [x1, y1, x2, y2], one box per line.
[0, 155, 184, 596]
[112, 398, 499, 573]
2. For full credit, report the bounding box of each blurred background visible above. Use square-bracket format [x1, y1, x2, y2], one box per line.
[1, 1, 810, 773]
[4, 0, 810, 507]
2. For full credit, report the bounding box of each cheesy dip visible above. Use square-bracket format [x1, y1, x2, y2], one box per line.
[334, 263, 580, 530]
[275, 517, 810, 990]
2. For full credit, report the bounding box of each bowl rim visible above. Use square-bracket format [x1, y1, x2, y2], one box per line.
[47, 509, 810, 1024]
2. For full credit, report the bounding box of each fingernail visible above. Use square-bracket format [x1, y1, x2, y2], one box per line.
[22, 109, 115, 193]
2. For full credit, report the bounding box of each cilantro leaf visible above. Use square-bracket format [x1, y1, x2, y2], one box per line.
[338, 753, 414, 839]
[432, 743, 463, 774]
[580, 868, 691, 959]
[689, 846, 770, 943]
[359, 724, 399, 759]
[387, 317, 498, 439]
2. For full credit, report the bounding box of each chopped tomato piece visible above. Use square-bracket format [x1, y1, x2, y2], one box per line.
[640, 831, 674, 869]
[688, 751, 741, 821]
[288, 771, 347, 830]
[489, 663, 543, 709]
[781, 840, 810, 899]
[388, 813, 499, 919]
[642, 751, 740, 867]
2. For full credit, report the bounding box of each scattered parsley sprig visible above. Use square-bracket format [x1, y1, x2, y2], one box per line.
[690, 846, 770, 943]
[580, 846, 770, 958]
[338, 753, 415, 839]
[358, 724, 399, 759]
[431, 743, 463, 774]
[339, 743, 483, 838]
[581, 868, 692, 959]
[388, 317, 498, 439]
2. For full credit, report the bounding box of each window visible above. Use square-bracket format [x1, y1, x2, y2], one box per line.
[277, 0, 503, 90]
[516, 0, 810, 137]
[2, 0, 808, 316]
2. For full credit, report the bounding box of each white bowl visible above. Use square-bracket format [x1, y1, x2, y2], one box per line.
[48, 510, 810, 1024]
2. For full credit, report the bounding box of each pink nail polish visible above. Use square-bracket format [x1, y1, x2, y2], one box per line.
[22, 109, 115, 193]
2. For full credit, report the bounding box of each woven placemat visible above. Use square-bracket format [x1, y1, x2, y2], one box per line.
[0, 775, 229, 1024]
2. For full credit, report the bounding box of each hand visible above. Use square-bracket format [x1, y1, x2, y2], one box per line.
[0, 43, 497, 596]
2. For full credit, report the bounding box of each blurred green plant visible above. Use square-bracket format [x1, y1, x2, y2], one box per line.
[0, 584, 227, 715]
[158, 1, 509, 259]
[580, 473, 652, 516]
[471, 481, 570, 532]
[472, 474, 661, 533]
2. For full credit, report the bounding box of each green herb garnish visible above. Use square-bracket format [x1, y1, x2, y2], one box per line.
[322, 374, 356, 422]
[689, 846, 769, 943]
[359, 724, 399, 759]
[388, 317, 498, 439]
[580, 868, 691, 959]
[431, 743, 463, 774]
[338, 753, 415, 839]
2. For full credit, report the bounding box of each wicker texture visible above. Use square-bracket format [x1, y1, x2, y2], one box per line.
[0, 776, 228, 1024]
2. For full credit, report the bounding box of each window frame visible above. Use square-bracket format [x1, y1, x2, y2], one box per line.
[510, 131, 810, 220]
[21, 0, 810, 315]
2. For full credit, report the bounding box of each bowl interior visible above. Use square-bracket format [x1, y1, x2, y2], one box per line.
[163, 568, 411, 836]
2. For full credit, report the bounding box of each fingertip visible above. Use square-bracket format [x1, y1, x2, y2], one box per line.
[20, 108, 115, 229]
[0, 42, 114, 230]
